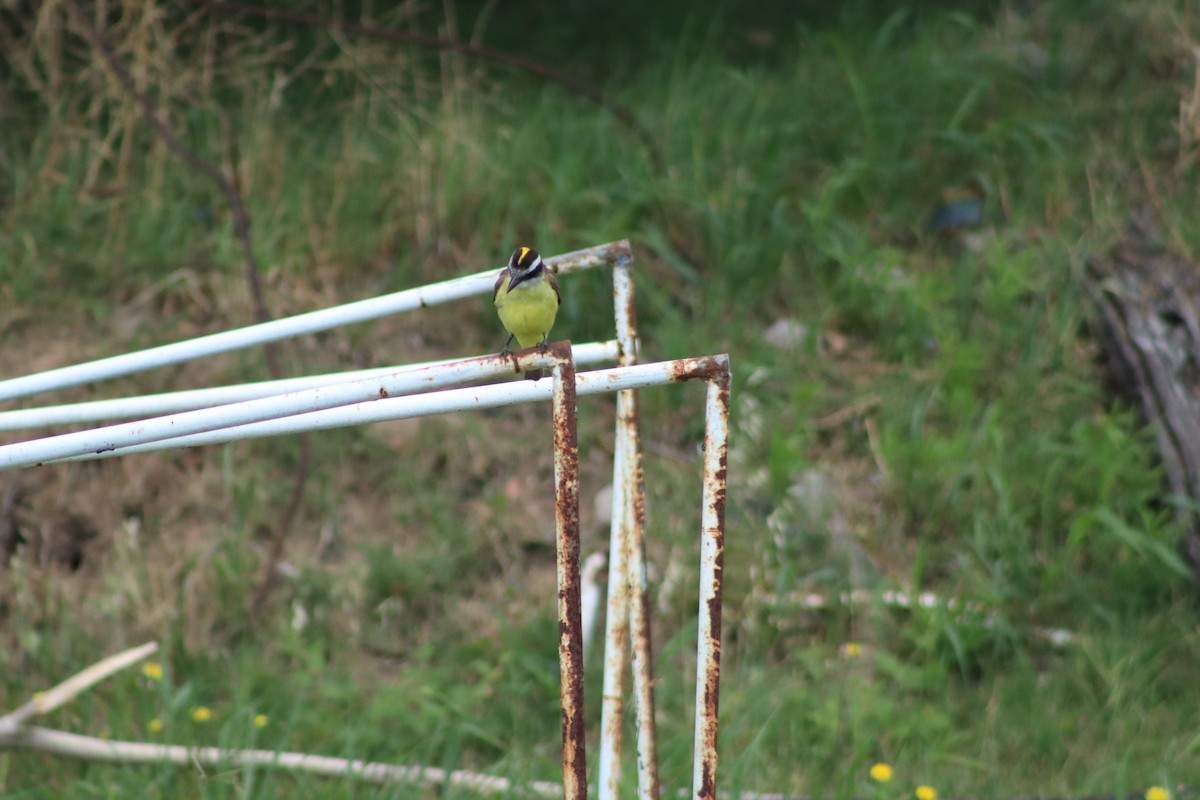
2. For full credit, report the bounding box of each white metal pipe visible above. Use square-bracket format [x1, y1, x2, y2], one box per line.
[599, 253, 640, 800]
[691, 375, 730, 800]
[43, 357, 727, 463]
[0, 242, 627, 404]
[0, 350, 563, 470]
[598, 412, 631, 800]
[0, 341, 619, 432]
[614, 259, 661, 800]
[625, 469, 658, 800]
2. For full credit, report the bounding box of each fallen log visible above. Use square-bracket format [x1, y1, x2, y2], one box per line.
[1087, 217, 1200, 582]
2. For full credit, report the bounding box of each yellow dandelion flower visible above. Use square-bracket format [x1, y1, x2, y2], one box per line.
[916, 785, 937, 800]
[1146, 787, 1169, 800]
[190, 706, 213, 723]
[142, 662, 164, 681]
[148, 718, 163, 733]
[253, 714, 268, 728]
[843, 642, 863, 657]
[870, 763, 894, 783]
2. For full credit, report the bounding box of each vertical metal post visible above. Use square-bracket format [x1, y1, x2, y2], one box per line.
[625, 448, 658, 800]
[600, 249, 634, 800]
[691, 373, 730, 800]
[550, 342, 587, 800]
[599, 244, 661, 800]
[599, 420, 631, 800]
[616, 260, 660, 800]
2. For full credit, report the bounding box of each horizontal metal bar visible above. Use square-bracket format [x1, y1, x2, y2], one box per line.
[0, 342, 619, 432]
[0, 241, 632, 404]
[0, 348, 572, 470]
[45, 355, 730, 463]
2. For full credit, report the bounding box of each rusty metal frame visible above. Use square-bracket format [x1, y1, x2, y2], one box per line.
[0, 242, 732, 800]
[503, 331, 732, 800]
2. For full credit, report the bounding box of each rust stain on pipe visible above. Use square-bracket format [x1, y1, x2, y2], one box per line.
[667, 354, 729, 385]
[547, 240, 633, 278]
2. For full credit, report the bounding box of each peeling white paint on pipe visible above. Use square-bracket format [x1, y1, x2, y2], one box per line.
[24, 356, 728, 464]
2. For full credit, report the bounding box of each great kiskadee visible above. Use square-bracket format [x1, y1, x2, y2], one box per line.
[493, 246, 561, 380]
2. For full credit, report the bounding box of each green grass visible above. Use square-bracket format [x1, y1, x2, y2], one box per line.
[3, 0, 1200, 797]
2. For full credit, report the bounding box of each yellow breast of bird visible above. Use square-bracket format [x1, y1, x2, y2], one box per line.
[495, 272, 559, 349]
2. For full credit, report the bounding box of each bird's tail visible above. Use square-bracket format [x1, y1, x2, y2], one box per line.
[524, 369, 544, 381]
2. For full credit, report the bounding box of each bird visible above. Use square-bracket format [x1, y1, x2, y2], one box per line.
[493, 246, 561, 380]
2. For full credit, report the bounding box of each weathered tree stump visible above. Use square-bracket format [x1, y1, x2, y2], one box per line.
[1087, 218, 1200, 582]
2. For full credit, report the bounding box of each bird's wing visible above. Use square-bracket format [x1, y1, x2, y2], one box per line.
[549, 270, 561, 306]
[492, 268, 508, 306]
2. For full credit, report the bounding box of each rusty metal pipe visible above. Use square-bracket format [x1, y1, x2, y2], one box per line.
[550, 341, 587, 800]
[0, 348, 560, 469]
[624, 402, 659, 800]
[614, 255, 660, 800]
[599, 251, 638, 800]
[598, 422, 631, 800]
[32, 355, 730, 465]
[692, 370, 730, 800]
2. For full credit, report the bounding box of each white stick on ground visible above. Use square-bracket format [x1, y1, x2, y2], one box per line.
[0, 641, 564, 796]
[1, 728, 562, 797]
[0, 642, 159, 739]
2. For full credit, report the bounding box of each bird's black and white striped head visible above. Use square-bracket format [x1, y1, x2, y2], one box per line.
[506, 247, 544, 291]
[508, 246, 543, 276]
